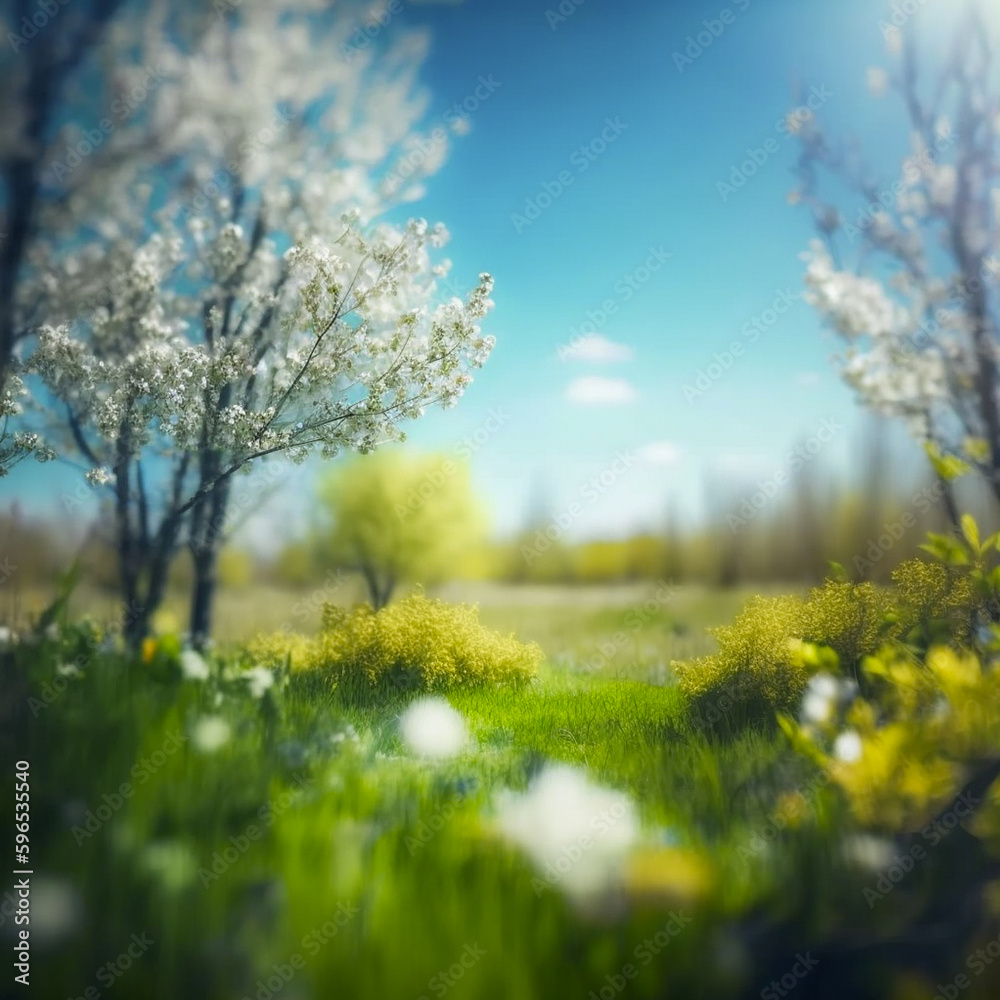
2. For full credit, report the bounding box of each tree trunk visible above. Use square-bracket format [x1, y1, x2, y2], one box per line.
[189, 549, 217, 651]
[187, 475, 230, 649]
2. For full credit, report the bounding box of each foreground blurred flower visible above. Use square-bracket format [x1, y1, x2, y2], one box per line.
[399, 697, 468, 760]
[192, 716, 231, 753]
[140, 840, 198, 891]
[494, 764, 639, 902]
[26, 878, 82, 944]
[800, 672, 857, 729]
[843, 833, 895, 873]
[624, 846, 714, 908]
[243, 665, 274, 699]
[834, 729, 864, 763]
[180, 649, 209, 681]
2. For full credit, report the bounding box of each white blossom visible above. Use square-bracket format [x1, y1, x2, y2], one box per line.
[494, 765, 639, 902]
[399, 697, 468, 760]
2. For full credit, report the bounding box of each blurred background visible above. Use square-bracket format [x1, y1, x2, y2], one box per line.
[3, 0, 999, 644]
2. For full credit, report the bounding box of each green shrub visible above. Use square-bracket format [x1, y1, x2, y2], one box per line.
[248, 593, 542, 694]
[673, 561, 983, 734]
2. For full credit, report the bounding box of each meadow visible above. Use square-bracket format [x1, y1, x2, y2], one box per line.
[9, 552, 1000, 1000]
[8, 2, 1000, 998]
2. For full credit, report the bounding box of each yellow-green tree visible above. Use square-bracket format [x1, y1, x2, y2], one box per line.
[317, 450, 485, 608]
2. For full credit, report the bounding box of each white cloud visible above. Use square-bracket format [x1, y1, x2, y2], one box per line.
[559, 333, 634, 364]
[636, 441, 682, 466]
[565, 376, 637, 405]
[796, 371, 821, 387]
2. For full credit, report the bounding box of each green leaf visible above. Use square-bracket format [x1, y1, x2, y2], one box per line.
[961, 513, 981, 553]
[923, 441, 971, 482]
[964, 437, 991, 464]
[920, 532, 969, 565]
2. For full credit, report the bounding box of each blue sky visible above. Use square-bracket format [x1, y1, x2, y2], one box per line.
[5, 0, 943, 547]
[374, 0, 928, 539]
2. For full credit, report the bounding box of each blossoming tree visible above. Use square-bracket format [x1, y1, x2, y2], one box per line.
[12, 0, 495, 646]
[0, 0, 131, 474]
[792, 2, 999, 521]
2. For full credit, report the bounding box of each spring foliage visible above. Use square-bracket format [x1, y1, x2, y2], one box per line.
[674, 517, 991, 731]
[248, 593, 541, 693]
[317, 449, 485, 608]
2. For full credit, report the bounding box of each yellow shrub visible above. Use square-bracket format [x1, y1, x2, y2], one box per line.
[674, 549, 987, 735]
[674, 581, 894, 730]
[795, 643, 1000, 832]
[249, 594, 542, 693]
[244, 631, 315, 671]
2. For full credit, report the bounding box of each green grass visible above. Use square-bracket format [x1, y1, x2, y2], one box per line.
[5, 621, 834, 1000]
[9, 582, 994, 1000]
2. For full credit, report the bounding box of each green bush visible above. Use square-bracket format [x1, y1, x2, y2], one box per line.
[674, 557, 985, 734]
[248, 593, 542, 694]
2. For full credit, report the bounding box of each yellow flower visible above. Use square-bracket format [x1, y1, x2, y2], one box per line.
[141, 637, 158, 664]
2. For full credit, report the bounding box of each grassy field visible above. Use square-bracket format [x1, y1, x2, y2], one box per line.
[9, 633, 823, 1000]
[5, 579, 782, 671]
[8, 576, 996, 1000]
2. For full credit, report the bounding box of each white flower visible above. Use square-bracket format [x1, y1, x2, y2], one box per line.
[244, 665, 274, 698]
[85, 467, 114, 487]
[843, 833, 894, 872]
[0, 626, 14, 647]
[494, 764, 639, 901]
[833, 729, 864, 763]
[399, 697, 468, 760]
[192, 716, 231, 753]
[800, 673, 857, 729]
[180, 649, 209, 681]
[800, 672, 839, 726]
[56, 662, 83, 678]
[26, 878, 82, 944]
